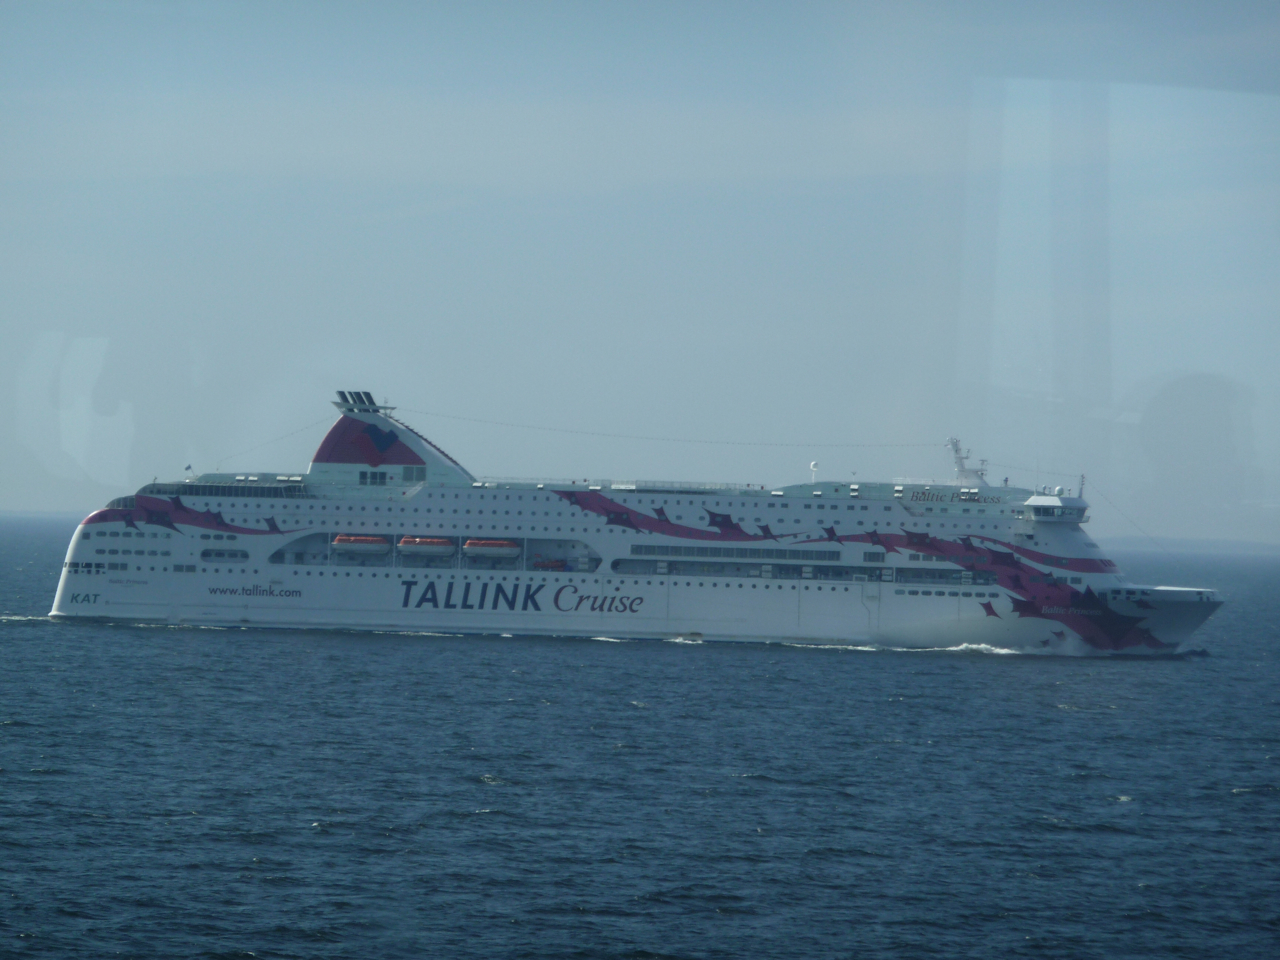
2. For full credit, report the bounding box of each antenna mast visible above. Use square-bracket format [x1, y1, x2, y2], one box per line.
[946, 437, 988, 485]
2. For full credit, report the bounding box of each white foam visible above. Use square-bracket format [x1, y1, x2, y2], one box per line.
[892, 642, 1023, 656]
[781, 640, 1025, 656]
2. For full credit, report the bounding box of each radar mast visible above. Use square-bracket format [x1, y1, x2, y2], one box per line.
[946, 437, 988, 486]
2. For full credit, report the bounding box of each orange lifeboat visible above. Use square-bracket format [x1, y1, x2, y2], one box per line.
[397, 536, 456, 557]
[332, 534, 391, 555]
[461, 538, 522, 559]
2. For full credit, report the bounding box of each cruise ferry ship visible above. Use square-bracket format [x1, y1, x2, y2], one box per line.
[51, 391, 1222, 653]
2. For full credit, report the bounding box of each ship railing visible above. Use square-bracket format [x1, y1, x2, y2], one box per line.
[475, 477, 767, 493]
[627, 480, 768, 493]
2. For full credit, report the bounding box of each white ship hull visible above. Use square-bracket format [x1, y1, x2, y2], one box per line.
[50, 564, 1220, 653]
[49, 392, 1222, 654]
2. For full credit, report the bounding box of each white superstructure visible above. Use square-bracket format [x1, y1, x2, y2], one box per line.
[51, 391, 1222, 653]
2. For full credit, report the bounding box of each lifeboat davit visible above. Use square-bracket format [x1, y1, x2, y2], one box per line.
[332, 534, 391, 555]
[397, 536, 456, 557]
[462, 538, 522, 559]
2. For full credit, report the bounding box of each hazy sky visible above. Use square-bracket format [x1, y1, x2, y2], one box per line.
[3, 1, 1278, 543]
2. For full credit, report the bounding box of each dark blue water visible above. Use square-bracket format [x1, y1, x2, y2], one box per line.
[2, 515, 1277, 959]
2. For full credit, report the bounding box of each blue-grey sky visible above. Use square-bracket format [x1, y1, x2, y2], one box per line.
[3, 1, 1279, 542]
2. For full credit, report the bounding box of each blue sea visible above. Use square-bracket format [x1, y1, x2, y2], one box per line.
[2, 514, 1277, 959]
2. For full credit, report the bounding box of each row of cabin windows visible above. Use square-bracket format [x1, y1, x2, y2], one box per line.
[125, 484, 312, 502]
[632, 544, 842, 561]
[86, 530, 172, 539]
[139, 489, 1011, 518]
[115, 499, 987, 530]
[613, 559, 892, 580]
[612, 560, 1004, 585]
[895, 589, 999, 597]
[272, 569, 1042, 597]
[65, 561, 195, 573]
[894, 568, 998, 585]
[185, 507, 1003, 535]
[336, 468, 429, 484]
[174, 492, 975, 514]
[202, 549, 250, 561]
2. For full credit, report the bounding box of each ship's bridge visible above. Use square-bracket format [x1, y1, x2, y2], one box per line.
[1023, 492, 1089, 523]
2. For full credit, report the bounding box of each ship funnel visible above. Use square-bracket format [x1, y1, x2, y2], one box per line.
[314, 391, 474, 486]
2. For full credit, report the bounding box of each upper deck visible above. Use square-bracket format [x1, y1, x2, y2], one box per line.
[102, 392, 1049, 518]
